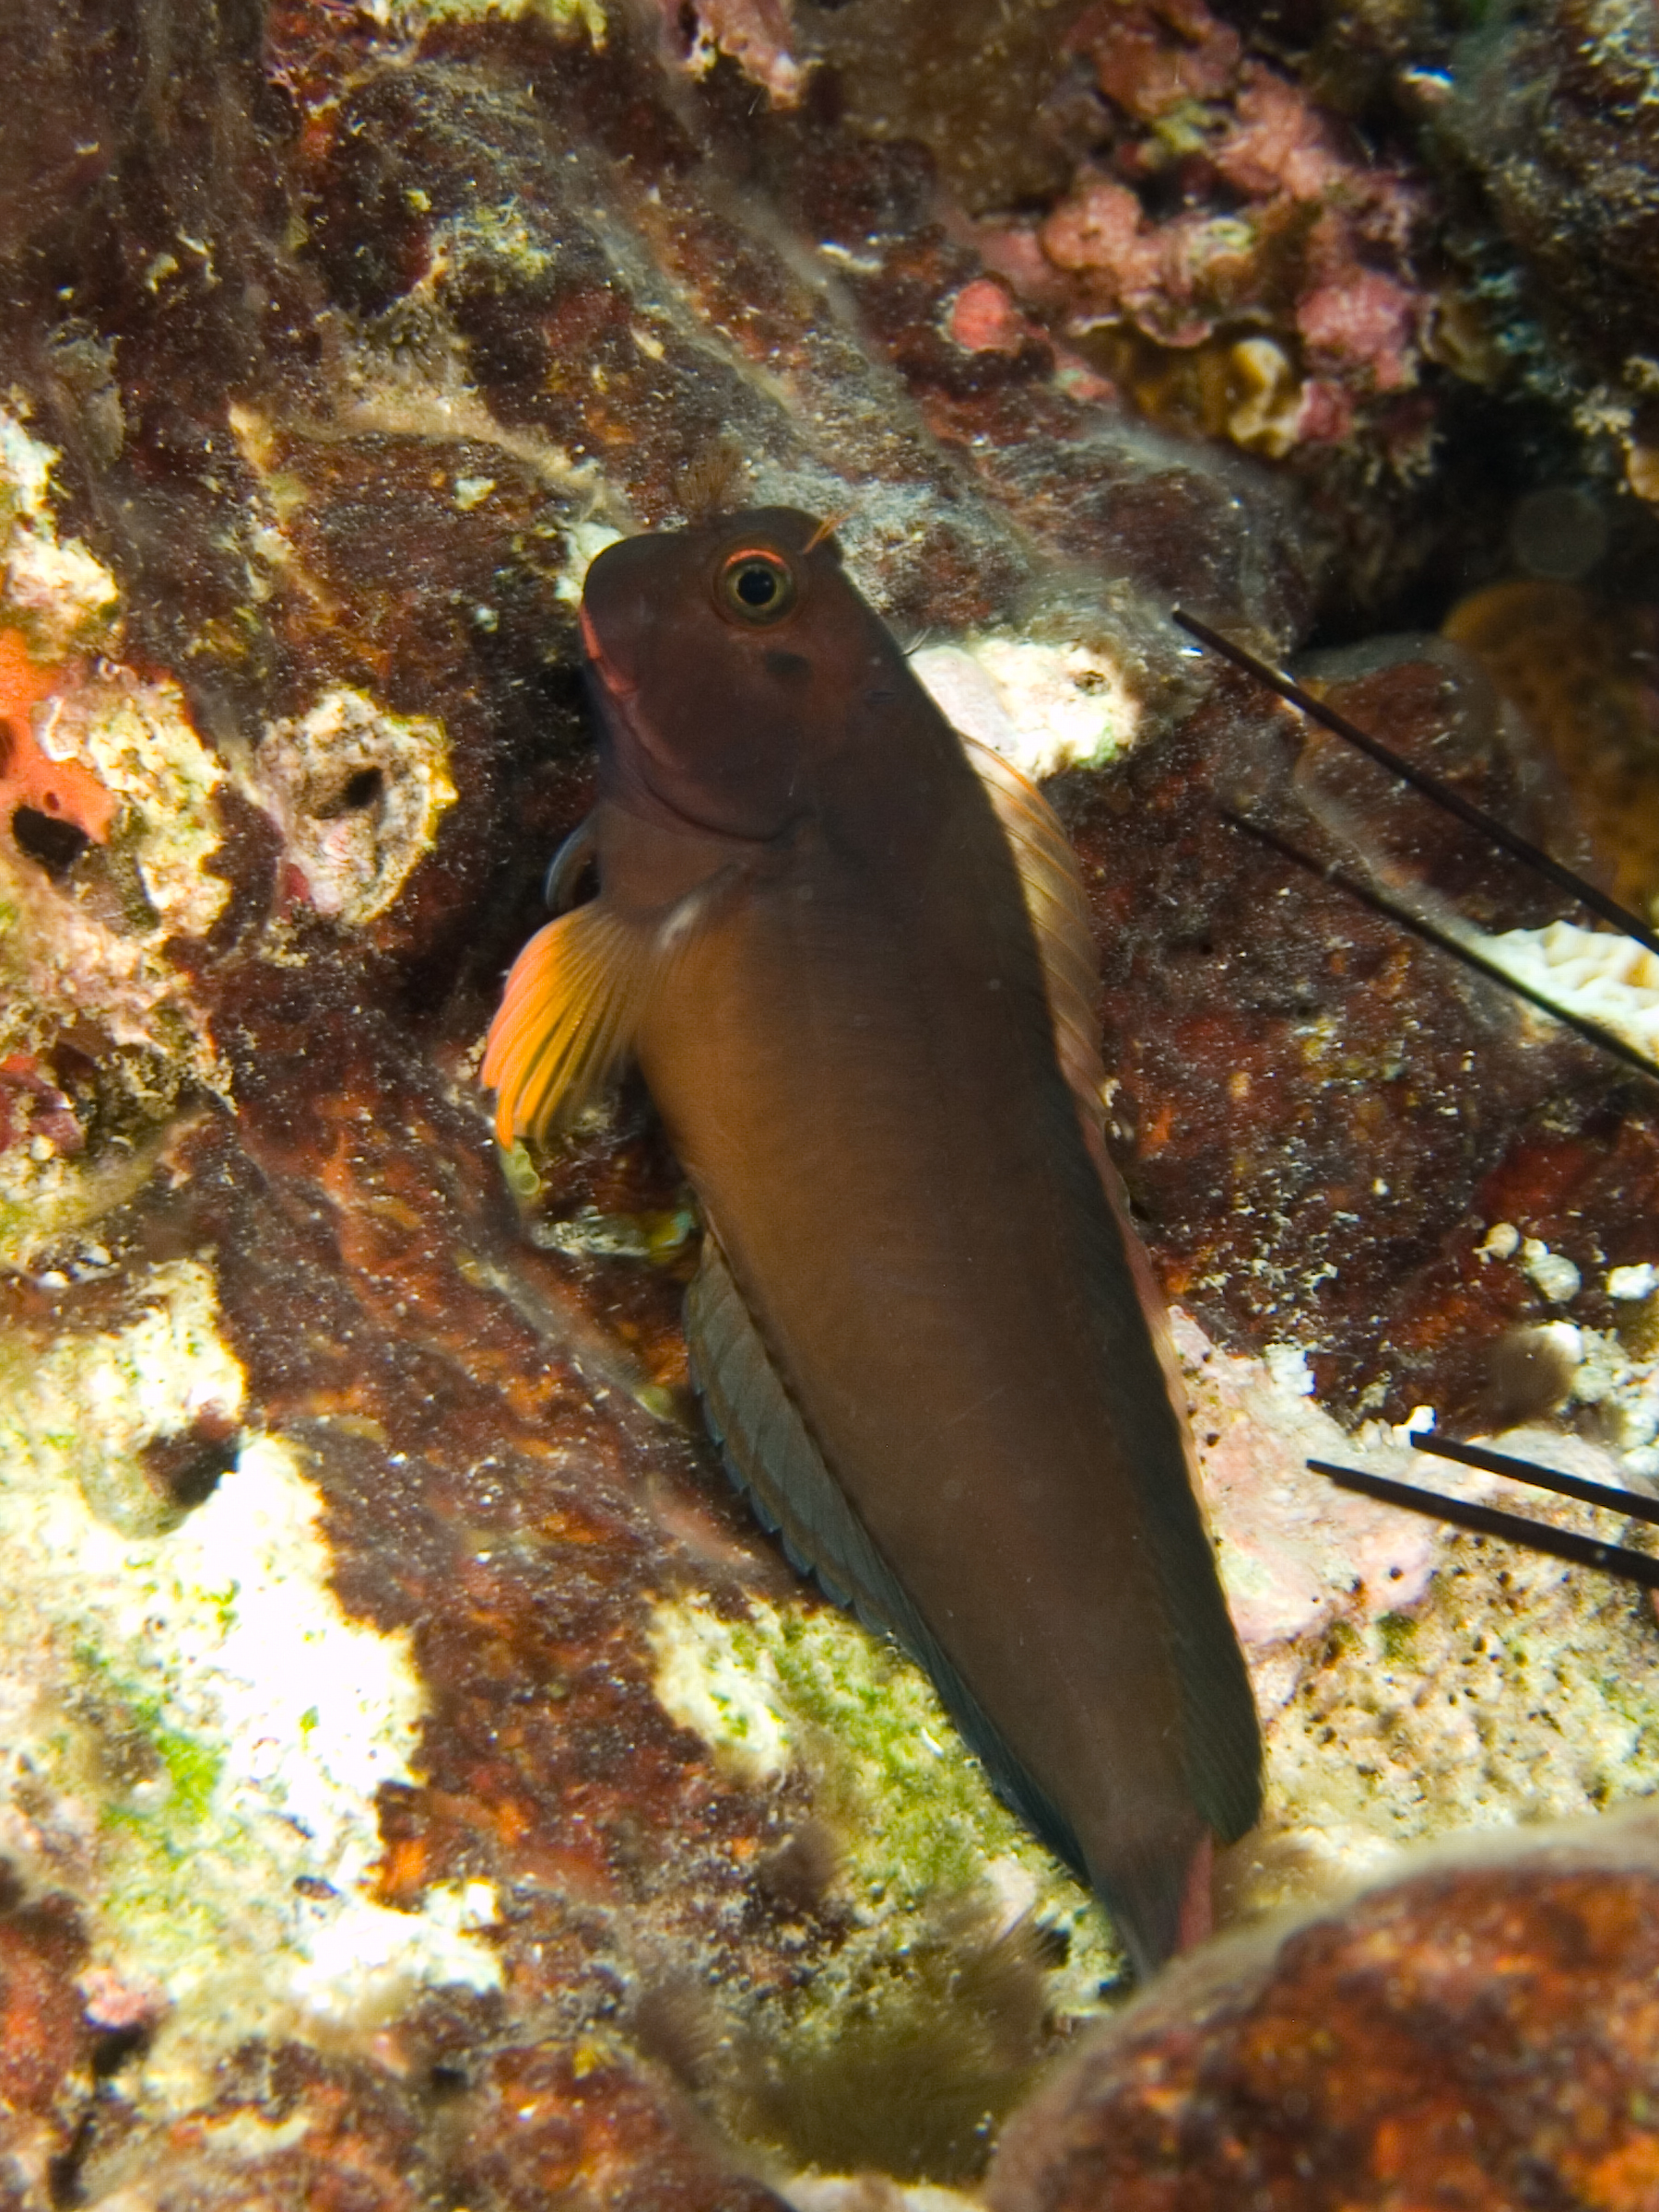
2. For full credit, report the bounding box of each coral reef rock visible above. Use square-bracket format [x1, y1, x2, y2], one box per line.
[0, 0, 1657, 2203]
[987, 1811, 1659, 2212]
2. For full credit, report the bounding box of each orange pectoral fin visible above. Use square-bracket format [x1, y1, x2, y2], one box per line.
[482, 900, 647, 1147]
[483, 867, 739, 1148]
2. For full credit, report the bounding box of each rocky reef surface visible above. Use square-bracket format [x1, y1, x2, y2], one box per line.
[989, 1806, 1659, 2212]
[1, 0, 1658, 2204]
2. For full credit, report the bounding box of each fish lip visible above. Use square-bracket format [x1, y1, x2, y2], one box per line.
[579, 602, 639, 697]
[582, 633, 779, 845]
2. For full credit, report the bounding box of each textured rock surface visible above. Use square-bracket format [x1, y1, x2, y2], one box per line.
[1065, 631, 1659, 1427]
[1445, 0, 1659, 515]
[987, 1812, 1659, 2212]
[1444, 579, 1659, 928]
[975, 0, 1431, 473]
[0, 0, 1658, 2205]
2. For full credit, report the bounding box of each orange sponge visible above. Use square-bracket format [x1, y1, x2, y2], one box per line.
[0, 627, 115, 846]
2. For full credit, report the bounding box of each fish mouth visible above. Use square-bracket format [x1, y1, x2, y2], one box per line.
[580, 616, 761, 841]
[579, 602, 639, 697]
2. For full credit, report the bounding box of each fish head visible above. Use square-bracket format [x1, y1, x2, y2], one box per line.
[579, 507, 893, 841]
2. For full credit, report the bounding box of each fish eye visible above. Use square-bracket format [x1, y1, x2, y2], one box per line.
[715, 547, 799, 626]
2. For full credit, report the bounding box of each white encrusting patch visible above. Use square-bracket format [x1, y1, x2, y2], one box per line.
[254, 687, 457, 926]
[555, 517, 626, 606]
[0, 403, 247, 1279]
[40, 665, 232, 939]
[1262, 1342, 1315, 1397]
[1522, 1238, 1583, 1304]
[1177, 1306, 1659, 1920]
[0, 1257, 500, 2107]
[1478, 918, 1659, 1066]
[289, 1877, 501, 2015]
[912, 636, 1141, 780]
[0, 403, 121, 653]
[783, 2181, 984, 2212]
[649, 1596, 794, 1783]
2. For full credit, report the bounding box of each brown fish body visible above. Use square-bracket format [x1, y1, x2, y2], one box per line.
[486, 511, 1262, 1974]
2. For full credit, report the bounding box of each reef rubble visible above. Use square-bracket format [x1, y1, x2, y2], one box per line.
[0, 0, 1658, 2205]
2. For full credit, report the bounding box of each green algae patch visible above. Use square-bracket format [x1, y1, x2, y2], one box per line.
[149, 1724, 223, 1829]
[650, 1589, 1123, 2183]
[731, 1910, 1057, 2184]
[1377, 1611, 1418, 1663]
[651, 1593, 1121, 1991]
[78, 1649, 228, 1841]
[762, 1602, 1041, 1907]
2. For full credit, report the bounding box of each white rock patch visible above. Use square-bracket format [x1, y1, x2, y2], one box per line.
[255, 687, 456, 926]
[1176, 1309, 1659, 1916]
[0, 1257, 500, 2110]
[0, 403, 120, 654]
[555, 517, 625, 606]
[649, 1596, 793, 1783]
[1479, 918, 1659, 1066]
[913, 635, 1141, 780]
[35, 665, 230, 937]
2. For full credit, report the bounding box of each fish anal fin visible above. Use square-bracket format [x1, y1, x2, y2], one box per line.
[963, 737, 1108, 1133]
[686, 1234, 1090, 1884]
[687, 1233, 898, 1633]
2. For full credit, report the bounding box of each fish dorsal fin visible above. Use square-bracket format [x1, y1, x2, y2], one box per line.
[965, 749, 1261, 1853]
[687, 1231, 1088, 1881]
[964, 732, 1174, 1344]
[963, 737, 1107, 1135]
